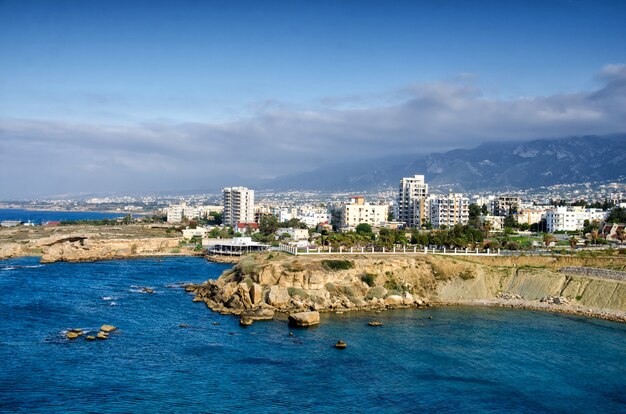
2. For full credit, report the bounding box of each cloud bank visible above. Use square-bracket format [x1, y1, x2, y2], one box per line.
[1, 65, 625, 198]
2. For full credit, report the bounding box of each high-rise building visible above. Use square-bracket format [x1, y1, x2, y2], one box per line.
[429, 193, 469, 228]
[397, 175, 429, 228]
[223, 187, 255, 227]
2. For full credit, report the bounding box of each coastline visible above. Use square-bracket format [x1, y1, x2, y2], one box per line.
[187, 252, 626, 325]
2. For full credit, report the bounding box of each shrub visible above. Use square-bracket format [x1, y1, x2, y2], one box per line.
[288, 287, 309, 299]
[365, 286, 387, 300]
[361, 273, 377, 287]
[459, 269, 475, 280]
[321, 260, 354, 271]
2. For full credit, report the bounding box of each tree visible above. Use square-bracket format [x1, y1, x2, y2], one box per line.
[483, 220, 492, 237]
[209, 212, 223, 225]
[259, 215, 279, 236]
[543, 233, 556, 248]
[569, 236, 578, 249]
[616, 227, 626, 245]
[606, 207, 626, 224]
[590, 229, 599, 245]
[481, 204, 489, 215]
[355, 223, 373, 236]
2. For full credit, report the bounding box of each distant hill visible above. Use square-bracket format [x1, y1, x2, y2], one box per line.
[263, 134, 626, 192]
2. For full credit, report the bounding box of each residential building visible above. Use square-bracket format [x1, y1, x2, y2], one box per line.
[546, 206, 609, 232]
[491, 196, 521, 216]
[276, 227, 309, 241]
[341, 196, 389, 230]
[397, 174, 429, 228]
[515, 207, 548, 225]
[223, 187, 255, 227]
[429, 193, 469, 228]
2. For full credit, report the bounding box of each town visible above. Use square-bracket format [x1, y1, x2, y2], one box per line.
[151, 174, 626, 255]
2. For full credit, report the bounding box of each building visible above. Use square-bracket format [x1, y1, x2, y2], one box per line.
[166, 202, 206, 223]
[515, 207, 548, 225]
[223, 187, 255, 227]
[276, 227, 309, 241]
[206, 237, 269, 256]
[234, 222, 259, 235]
[182, 227, 209, 240]
[491, 196, 521, 216]
[340, 196, 388, 230]
[546, 207, 609, 232]
[429, 193, 469, 228]
[397, 174, 429, 228]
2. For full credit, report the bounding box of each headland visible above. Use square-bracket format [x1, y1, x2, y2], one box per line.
[187, 252, 626, 323]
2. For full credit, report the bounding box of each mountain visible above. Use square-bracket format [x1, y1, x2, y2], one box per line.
[264, 134, 626, 192]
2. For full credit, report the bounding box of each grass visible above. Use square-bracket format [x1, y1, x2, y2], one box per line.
[321, 259, 354, 271]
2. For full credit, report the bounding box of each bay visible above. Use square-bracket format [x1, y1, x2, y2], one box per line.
[0, 256, 624, 413]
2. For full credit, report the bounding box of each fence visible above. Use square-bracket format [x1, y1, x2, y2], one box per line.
[277, 244, 500, 256]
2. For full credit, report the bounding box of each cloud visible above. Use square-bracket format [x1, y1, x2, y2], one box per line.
[1, 65, 625, 198]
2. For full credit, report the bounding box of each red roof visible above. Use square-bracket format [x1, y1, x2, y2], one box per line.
[235, 222, 259, 229]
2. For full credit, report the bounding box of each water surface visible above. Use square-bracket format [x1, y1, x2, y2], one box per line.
[1, 257, 624, 413]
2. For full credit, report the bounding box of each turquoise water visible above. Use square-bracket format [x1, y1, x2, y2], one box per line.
[1, 257, 625, 413]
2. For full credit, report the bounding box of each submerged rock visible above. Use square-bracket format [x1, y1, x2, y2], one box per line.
[335, 340, 347, 349]
[85, 335, 96, 341]
[66, 330, 83, 340]
[368, 321, 383, 327]
[96, 331, 109, 340]
[288, 311, 320, 327]
[239, 317, 253, 326]
[100, 324, 117, 333]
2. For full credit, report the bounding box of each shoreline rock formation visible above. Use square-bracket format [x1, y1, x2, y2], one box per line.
[186, 252, 626, 323]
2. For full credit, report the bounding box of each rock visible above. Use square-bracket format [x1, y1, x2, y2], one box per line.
[241, 305, 275, 321]
[288, 311, 320, 327]
[267, 286, 290, 307]
[225, 295, 244, 311]
[141, 287, 155, 294]
[66, 330, 82, 339]
[368, 321, 383, 326]
[335, 340, 347, 349]
[384, 295, 404, 306]
[250, 283, 263, 305]
[403, 293, 414, 305]
[237, 283, 252, 308]
[192, 295, 204, 302]
[85, 335, 96, 341]
[100, 324, 117, 332]
[178, 324, 189, 328]
[96, 331, 109, 340]
[239, 317, 253, 326]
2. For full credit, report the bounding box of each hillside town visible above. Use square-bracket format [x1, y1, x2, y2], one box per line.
[159, 174, 626, 253]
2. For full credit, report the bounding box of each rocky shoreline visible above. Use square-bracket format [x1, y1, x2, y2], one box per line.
[186, 252, 626, 325]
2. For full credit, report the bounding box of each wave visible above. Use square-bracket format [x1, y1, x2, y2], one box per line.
[1, 264, 43, 271]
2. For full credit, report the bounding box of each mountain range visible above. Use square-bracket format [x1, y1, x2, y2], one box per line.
[263, 134, 626, 192]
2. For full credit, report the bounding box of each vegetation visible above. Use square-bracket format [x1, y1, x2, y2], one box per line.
[321, 259, 354, 271]
[360, 273, 377, 287]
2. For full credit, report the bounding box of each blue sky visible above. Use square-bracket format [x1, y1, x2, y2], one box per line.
[1, 0, 625, 197]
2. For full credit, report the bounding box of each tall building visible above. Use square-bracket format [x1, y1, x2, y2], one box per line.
[491, 196, 521, 216]
[397, 175, 429, 228]
[429, 193, 469, 228]
[223, 187, 255, 227]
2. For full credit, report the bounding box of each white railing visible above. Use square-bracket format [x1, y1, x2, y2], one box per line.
[277, 244, 499, 256]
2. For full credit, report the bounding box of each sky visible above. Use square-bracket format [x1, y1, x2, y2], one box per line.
[1, 0, 626, 199]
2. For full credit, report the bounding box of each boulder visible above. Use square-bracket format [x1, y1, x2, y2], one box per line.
[85, 335, 96, 341]
[288, 311, 320, 327]
[239, 317, 253, 326]
[241, 305, 275, 321]
[384, 295, 404, 306]
[192, 295, 204, 302]
[100, 324, 117, 333]
[237, 283, 252, 308]
[96, 331, 108, 340]
[250, 283, 263, 305]
[224, 295, 244, 311]
[403, 293, 414, 305]
[267, 286, 290, 307]
[66, 330, 82, 340]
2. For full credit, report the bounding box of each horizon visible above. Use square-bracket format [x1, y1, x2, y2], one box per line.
[1, 1, 626, 198]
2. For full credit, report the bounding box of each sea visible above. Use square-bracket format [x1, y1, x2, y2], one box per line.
[0, 208, 137, 224]
[0, 256, 625, 413]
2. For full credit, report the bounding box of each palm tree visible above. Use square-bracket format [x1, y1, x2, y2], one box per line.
[483, 220, 492, 237]
[616, 227, 625, 245]
[569, 236, 578, 249]
[543, 233, 556, 248]
[590, 229, 599, 245]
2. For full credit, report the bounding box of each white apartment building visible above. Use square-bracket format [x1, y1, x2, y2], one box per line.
[166, 202, 202, 223]
[429, 193, 469, 228]
[341, 196, 389, 229]
[223, 187, 255, 227]
[298, 211, 332, 228]
[546, 207, 608, 232]
[276, 227, 309, 241]
[397, 174, 429, 228]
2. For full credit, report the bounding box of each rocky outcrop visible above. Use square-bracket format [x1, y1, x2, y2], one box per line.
[288, 311, 320, 327]
[40, 237, 181, 263]
[187, 252, 626, 323]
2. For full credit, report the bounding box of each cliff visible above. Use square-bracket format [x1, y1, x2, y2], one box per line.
[188, 252, 626, 322]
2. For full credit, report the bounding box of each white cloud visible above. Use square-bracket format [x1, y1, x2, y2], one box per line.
[1, 65, 625, 198]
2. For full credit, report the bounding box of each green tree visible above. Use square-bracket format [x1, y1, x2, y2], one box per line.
[606, 207, 626, 223]
[259, 214, 279, 236]
[355, 223, 373, 236]
[543, 233, 556, 248]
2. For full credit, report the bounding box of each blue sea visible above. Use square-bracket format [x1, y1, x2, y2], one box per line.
[0, 208, 136, 224]
[1, 256, 625, 413]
